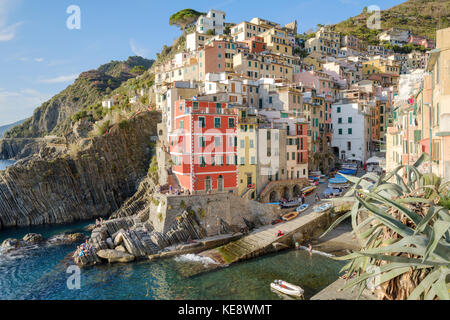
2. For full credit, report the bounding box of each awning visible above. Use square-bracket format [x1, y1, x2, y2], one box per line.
[367, 156, 385, 164]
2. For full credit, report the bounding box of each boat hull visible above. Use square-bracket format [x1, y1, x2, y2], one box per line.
[270, 281, 304, 298]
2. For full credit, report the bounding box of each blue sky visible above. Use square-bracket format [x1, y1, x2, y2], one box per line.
[0, 0, 405, 126]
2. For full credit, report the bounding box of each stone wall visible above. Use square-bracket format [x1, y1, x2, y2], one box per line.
[149, 192, 282, 235]
[259, 178, 310, 203]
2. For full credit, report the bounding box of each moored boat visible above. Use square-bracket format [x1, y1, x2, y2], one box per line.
[270, 280, 304, 298]
[295, 204, 309, 213]
[280, 199, 301, 209]
[282, 212, 299, 221]
[314, 203, 333, 213]
[301, 185, 317, 196]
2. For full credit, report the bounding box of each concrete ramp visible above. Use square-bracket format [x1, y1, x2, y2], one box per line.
[180, 209, 334, 277]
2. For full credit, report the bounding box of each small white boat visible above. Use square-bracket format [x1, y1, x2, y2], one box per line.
[270, 280, 304, 298]
[296, 204, 309, 213]
[314, 203, 333, 213]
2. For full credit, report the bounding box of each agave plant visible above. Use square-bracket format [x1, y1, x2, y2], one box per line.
[322, 154, 450, 300]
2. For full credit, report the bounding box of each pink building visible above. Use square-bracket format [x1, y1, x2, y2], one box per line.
[408, 35, 435, 49]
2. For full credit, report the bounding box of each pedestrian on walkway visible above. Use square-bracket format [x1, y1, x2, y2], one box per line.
[301, 193, 306, 205]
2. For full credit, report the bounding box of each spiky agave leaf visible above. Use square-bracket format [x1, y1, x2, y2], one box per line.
[321, 154, 450, 300]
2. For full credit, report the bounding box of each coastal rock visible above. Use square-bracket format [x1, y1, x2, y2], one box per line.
[114, 232, 124, 246]
[0, 112, 161, 230]
[1, 238, 19, 251]
[97, 249, 135, 264]
[106, 238, 114, 249]
[84, 224, 96, 232]
[22, 233, 43, 244]
[115, 245, 127, 253]
[65, 233, 87, 243]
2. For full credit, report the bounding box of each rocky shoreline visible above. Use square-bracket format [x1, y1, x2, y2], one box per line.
[73, 210, 209, 267]
[0, 111, 161, 230]
[1, 232, 87, 255]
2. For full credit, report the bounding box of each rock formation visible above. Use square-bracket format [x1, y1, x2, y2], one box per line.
[0, 111, 161, 230]
[74, 210, 207, 266]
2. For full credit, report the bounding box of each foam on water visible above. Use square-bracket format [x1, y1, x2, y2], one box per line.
[298, 246, 334, 258]
[174, 254, 218, 266]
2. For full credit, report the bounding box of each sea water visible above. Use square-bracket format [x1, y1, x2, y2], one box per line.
[0, 221, 345, 300]
[0, 160, 15, 171]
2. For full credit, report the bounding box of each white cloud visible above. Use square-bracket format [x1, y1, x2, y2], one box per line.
[0, 21, 22, 41]
[34, 58, 44, 63]
[0, 0, 22, 42]
[0, 88, 52, 126]
[129, 39, 149, 58]
[39, 74, 79, 84]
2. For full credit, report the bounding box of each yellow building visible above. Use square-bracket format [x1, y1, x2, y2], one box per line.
[363, 57, 400, 76]
[302, 91, 326, 154]
[233, 52, 293, 81]
[426, 27, 450, 179]
[261, 28, 293, 56]
[237, 109, 258, 198]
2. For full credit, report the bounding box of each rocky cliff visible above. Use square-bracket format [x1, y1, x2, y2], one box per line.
[0, 111, 161, 230]
[0, 57, 154, 160]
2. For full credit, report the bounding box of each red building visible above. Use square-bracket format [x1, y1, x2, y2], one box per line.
[169, 100, 238, 194]
[241, 36, 267, 53]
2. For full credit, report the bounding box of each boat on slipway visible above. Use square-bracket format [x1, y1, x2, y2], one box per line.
[338, 163, 358, 176]
[280, 199, 301, 209]
[301, 185, 317, 196]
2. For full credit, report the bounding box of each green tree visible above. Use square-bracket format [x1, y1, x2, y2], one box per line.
[130, 65, 146, 75]
[169, 9, 205, 31]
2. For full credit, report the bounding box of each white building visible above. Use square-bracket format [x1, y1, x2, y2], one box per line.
[185, 32, 213, 52]
[378, 28, 411, 46]
[331, 102, 371, 163]
[196, 10, 226, 35]
[102, 99, 115, 109]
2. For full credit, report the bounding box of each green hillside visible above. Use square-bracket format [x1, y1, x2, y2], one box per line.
[5, 56, 154, 139]
[333, 0, 450, 43]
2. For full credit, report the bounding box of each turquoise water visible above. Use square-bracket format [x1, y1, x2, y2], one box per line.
[0, 160, 15, 171]
[0, 221, 345, 300]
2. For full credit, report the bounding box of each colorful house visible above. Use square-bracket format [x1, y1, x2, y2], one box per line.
[169, 100, 238, 194]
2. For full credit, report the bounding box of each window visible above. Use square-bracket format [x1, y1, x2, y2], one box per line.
[200, 156, 206, 167]
[240, 157, 245, 165]
[180, 120, 184, 129]
[198, 117, 205, 128]
[348, 128, 352, 135]
[337, 107, 341, 113]
[214, 118, 221, 128]
[338, 118, 342, 124]
[338, 129, 343, 135]
[251, 157, 256, 165]
[240, 140, 245, 148]
[199, 137, 206, 148]
[228, 118, 235, 128]
[347, 142, 351, 151]
[249, 139, 254, 148]
[348, 117, 352, 123]
[215, 137, 221, 147]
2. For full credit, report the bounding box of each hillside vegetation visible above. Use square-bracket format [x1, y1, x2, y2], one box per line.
[5, 56, 154, 139]
[333, 0, 450, 43]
